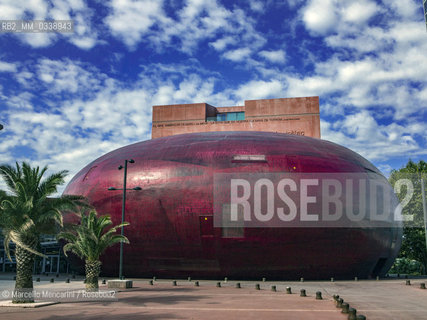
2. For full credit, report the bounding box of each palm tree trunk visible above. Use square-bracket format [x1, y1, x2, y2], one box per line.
[85, 260, 101, 291]
[13, 245, 35, 303]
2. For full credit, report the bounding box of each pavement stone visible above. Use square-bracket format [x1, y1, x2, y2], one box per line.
[0, 273, 425, 319]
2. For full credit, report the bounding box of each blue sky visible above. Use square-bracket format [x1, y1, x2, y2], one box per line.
[0, 0, 426, 193]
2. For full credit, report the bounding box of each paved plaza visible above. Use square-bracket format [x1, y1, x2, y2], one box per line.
[0, 274, 425, 319]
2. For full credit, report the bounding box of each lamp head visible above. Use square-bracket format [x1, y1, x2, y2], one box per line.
[133, 186, 142, 190]
[129, 159, 135, 163]
[118, 165, 123, 170]
[108, 187, 117, 191]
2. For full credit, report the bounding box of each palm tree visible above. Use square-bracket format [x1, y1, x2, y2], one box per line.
[0, 162, 85, 303]
[58, 209, 129, 291]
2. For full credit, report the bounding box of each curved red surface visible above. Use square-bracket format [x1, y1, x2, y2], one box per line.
[63, 131, 401, 279]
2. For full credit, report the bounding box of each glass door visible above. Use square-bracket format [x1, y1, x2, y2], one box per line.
[42, 255, 60, 274]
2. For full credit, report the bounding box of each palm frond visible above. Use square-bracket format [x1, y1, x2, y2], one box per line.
[9, 231, 46, 258]
[3, 233, 13, 262]
[60, 209, 130, 262]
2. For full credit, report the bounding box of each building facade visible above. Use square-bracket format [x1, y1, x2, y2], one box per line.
[152, 96, 320, 139]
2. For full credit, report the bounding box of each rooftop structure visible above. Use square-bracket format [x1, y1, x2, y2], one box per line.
[152, 96, 320, 139]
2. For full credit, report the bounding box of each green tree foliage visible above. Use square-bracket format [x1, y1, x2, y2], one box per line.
[389, 160, 427, 274]
[58, 209, 129, 291]
[0, 162, 85, 303]
[389, 257, 424, 275]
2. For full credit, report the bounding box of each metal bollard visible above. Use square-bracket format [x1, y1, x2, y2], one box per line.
[173, 280, 177, 286]
[300, 277, 304, 282]
[316, 291, 322, 300]
[348, 307, 357, 320]
[188, 276, 191, 281]
[83, 278, 86, 283]
[262, 277, 266, 282]
[66, 278, 70, 283]
[102, 279, 106, 284]
[72, 274, 76, 279]
[376, 276, 380, 281]
[149, 280, 153, 285]
[331, 277, 334, 282]
[406, 280, 411, 285]
[336, 298, 344, 308]
[236, 282, 241, 289]
[300, 289, 306, 297]
[286, 286, 292, 294]
[271, 285, 276, 292]
[255, 283, 260, 290]
[224, 277, 228, 283]
[153, 276, 156, 281]
[354, 276, 358, 281]
[216, 282, 221, 288]
[420, 283, 426, 289]
[341, 302, 349, 313]
[56, 274, 59, 278]
[36, 278, 40, 282]
[195, 281, 199, 287]
[50, 278, 54, 283]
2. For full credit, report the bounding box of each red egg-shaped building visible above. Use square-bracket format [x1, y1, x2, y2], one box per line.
[63, 131, 401, 279]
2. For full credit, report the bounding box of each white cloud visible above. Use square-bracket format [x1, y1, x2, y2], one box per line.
[388, 0, 419, 19]
[0, 0, 98, 49]
[340, 1, 379, 24]
[0, 0, 48, 20]
[258, 50, 286, 64]
[321, 111, 424, 162]
[105, 0, 165, 48]
[36, 58, 105, 94]
[249, 0, 264, 13]
[302, 0, 338, 35]
[0, 61, 17, 72]
[235, 80, 284, 101]
[223, 48, 252, 62]
[302, 0, 379, 35]
[104, 0, 266, 55]
[209, 36, 234, 51]
[3, 92, 34, 110]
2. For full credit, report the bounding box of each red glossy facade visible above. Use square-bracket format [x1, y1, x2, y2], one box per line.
[63, 131, 401, 279]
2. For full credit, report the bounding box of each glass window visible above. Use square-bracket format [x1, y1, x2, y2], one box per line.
[206, 112, 245, 122]
[236, 112, 245, 120]
[217, 113, 226, 121]
[226, 113, 237, 121]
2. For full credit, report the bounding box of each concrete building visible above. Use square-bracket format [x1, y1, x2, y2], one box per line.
[152, 96, 320, 139]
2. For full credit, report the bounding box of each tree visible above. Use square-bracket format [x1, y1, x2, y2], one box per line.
[58, 209, 129, 291]
[389, 160, 427, 274]
[0, 162, 85, 303]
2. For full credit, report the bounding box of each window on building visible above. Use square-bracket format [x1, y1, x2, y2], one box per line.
[206, 112, 245, 122]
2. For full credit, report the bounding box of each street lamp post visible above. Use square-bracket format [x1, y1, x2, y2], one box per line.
[108, 159, 141, 280]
